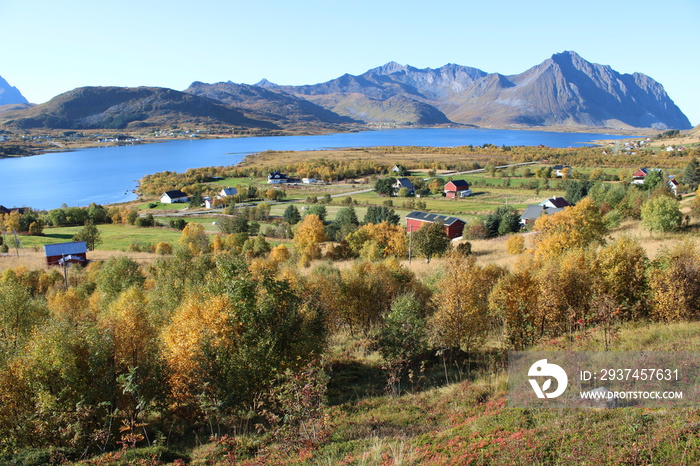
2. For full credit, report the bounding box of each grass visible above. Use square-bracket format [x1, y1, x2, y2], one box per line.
[15, 224, 184, 252]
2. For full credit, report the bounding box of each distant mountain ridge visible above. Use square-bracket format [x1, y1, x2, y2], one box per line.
[261, 51, 691, 129]
[0, 75, 29, 106]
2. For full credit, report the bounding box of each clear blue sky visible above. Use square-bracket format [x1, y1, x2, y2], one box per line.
[1, 0, 698, 126]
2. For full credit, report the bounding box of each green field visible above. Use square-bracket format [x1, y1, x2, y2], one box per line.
[16, 224, 185, 252]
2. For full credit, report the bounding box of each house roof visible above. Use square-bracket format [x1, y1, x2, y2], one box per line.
[220, 188, 238, 196]
[406, 211, 465, 226]
[521, 205, 565, 221]
[44, 241, 88, 257]
[162, 190, 188, 199]
[552, 165, 571, 170]
[268, 171, 289, 179]
[445, 179, 470, 189]
[521, 205, 545, 221]
[394, 178, 414, 188]
[539, 197, 570, 208]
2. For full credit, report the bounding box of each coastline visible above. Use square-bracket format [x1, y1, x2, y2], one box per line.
[0, 123, 658, 159]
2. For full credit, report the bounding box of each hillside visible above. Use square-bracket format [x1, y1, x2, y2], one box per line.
[265, 51, 691, 129]
[0, 86, 278, 130]
[184, 80, 355, 126]
[0, 75, 28, 106]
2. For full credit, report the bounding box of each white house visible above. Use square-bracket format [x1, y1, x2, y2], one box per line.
[268, 171, 290, 184]
[161, 190, 189, 204]
[219, 187, 238, 197]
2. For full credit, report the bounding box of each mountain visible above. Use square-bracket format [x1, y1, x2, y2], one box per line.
[0, 86, 277, 130]
[184, 81, 354, 125]
[269, 52, 691, 129]
[0, 75, 29, 106]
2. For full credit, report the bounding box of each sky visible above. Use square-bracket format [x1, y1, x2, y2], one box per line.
[1, 0, 698, 126]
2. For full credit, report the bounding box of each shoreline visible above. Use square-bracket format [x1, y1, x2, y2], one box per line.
[0, 123, 658, 159]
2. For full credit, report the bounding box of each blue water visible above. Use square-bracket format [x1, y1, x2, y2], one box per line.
[0, 128, 626, 210]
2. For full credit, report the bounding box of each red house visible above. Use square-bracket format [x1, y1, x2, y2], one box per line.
[405, 211, 466, 239]
[43, 241, 88, 266]
[444, 180, 472, 198]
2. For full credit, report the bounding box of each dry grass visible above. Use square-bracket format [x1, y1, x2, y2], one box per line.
[0, 249, 160, 273]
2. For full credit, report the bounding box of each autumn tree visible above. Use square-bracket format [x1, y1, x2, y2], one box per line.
[179, 222, 210, 254]
[293, 214, 327, 260]
[641, 196, 683, 233]
[532, 197, 607, 260]
[649, 241, 700, 321]
[596, 236, 649, 319]
[431, 254, 505, 352]
[489, 270, 539, 350]
[412, 221, 450, 263]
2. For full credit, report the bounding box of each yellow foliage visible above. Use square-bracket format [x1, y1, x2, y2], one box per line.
[162, 294, 236, 401]
[270, 244, 291, 263]
[103, 288, 155, 370]
[293, 214, 327, 259]
[505, 234, 525, 255]
[431, 254, 505, 350]
[47, 288, 90, 322]
[533, 198, 607, 260]
[179, 222, 210, 255]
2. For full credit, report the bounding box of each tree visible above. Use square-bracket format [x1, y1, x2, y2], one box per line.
[72, 220, 102, 250]
[374, 177, 396, 196]
[293, 214, 327, 259]
[179, 222, 210, 254]
[506, 234, 525, 254]
[681, 158, 700, 191]
[306, 204, 327, 222]
[363, 205, 399, 225]
[564, 180, 592, 205]
[650, 241, 700, 321]
[641, 196, 682, 233]
[533, 198, 607, 259]
[283, 205, 301, 225]
[413, 221, 450, 263]
[430, 255, 504, 352]
[484, 206, 520, 237]
[334, 206, 359, 228]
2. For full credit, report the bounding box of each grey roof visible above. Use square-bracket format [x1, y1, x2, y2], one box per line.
[220, 188, 238, 196]
[395, 178, 414, 188]
[521, 205, 565, 222]
[44, 241, 87, 257]
[521, 205, 545, 221]
[406, 211, 465, 226]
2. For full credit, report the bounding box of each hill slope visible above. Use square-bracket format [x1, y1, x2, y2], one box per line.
[184, 81, 355, 125]
[0, 86, 278, 130]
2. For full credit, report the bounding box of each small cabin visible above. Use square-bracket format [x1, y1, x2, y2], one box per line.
[444, 180, 472, 198]
[44, 241, 88, 266]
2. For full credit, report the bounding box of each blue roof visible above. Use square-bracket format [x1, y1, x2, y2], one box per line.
[44, 241, 88, 257]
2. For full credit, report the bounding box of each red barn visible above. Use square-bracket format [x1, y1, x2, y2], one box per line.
[44, 241, 88, 266]
[444, 179, 472, 198]
[405, 211, 465, 239]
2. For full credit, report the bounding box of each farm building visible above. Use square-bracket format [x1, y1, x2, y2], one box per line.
[393, 178, 415, 196]
[160, 190, 189, 204]
[44, 241, 88, 266]
[405, 211, 466, 239]
[444, 180, 472, 198]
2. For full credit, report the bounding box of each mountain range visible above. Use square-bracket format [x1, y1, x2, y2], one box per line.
[0, 52, 692, 131]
